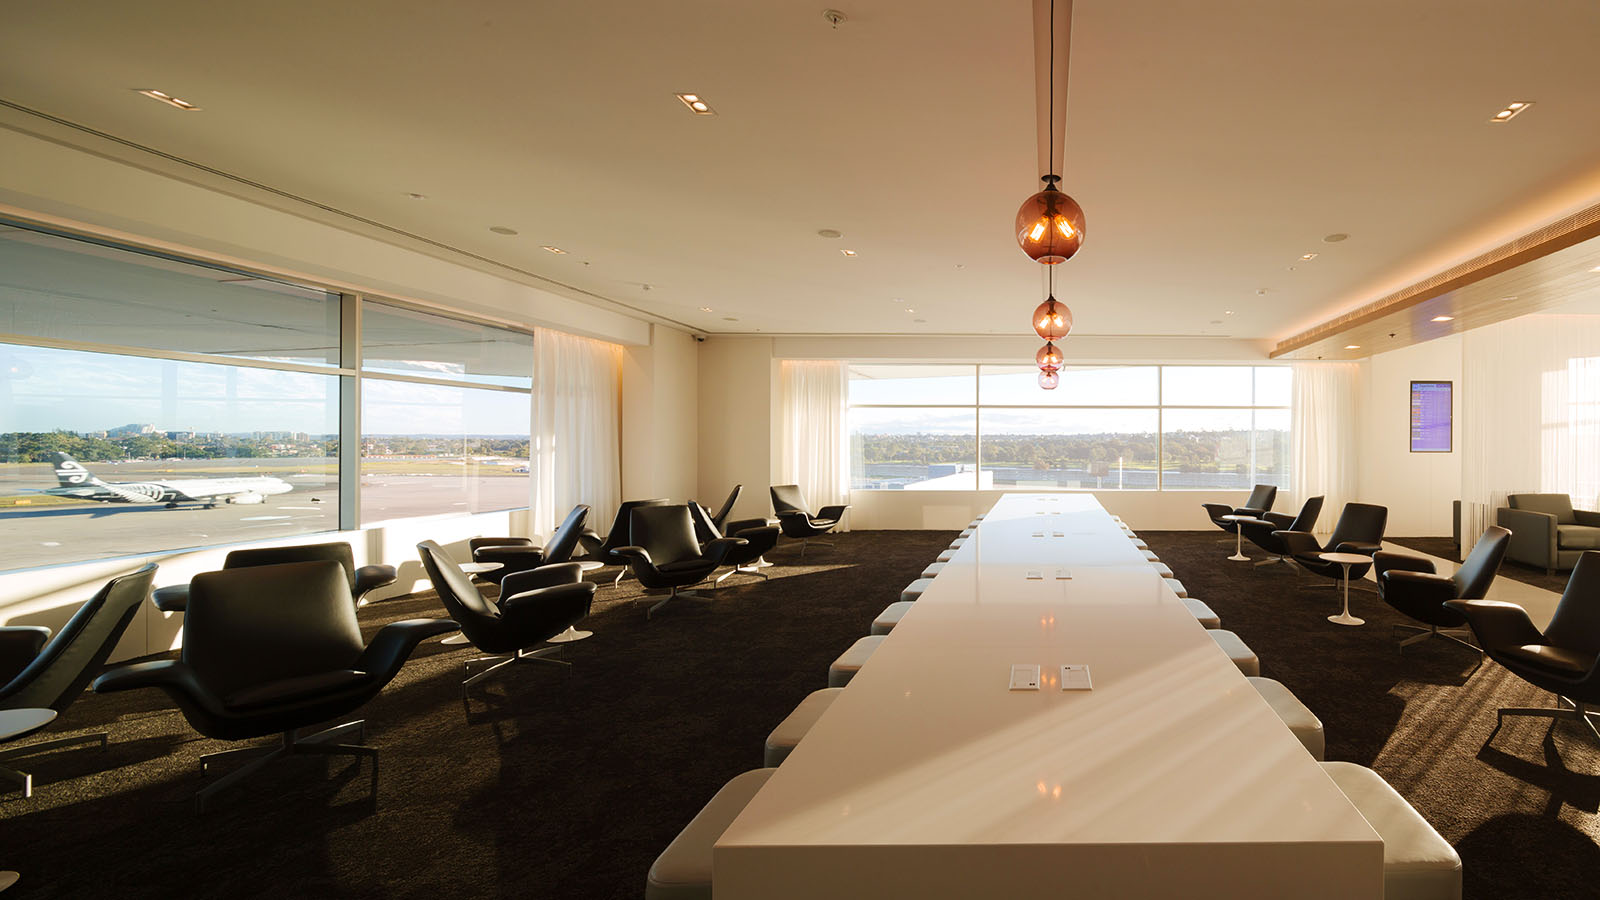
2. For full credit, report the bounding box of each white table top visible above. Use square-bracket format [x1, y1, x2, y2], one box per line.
[1320, 552, 1373, 566]
[0, 708, 56, 742]
[715, 493, 1382, 899]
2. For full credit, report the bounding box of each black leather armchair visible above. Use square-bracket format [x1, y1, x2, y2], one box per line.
[1201, 484, 1278, 534]
[0, 564, 155, 797]
[706, 484, 743, 533]
[470, 504, 591, 577]
[689, 501, 780, 585]
[152, 541, 397, 612]
[615, 505, 746, 617]
[1237, 496, 1324, 567]
[1275, 502, 1389, 587]
[93, 561, 454, 811]
[1450, 550, 1600, 744]
[418, 541, 595, 695]
[770, 484, 849, 559]
[580, 499, 671, 585]
[1375, 526, 1510, 652]
[1496, 493, 1600, 575]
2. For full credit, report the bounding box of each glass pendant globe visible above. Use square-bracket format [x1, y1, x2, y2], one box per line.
[1015, 175, 1086, 264]
[1038, 368, 1061, 390]
[1032, 297, 1073, 341]
[1036, 341, 1064, 369]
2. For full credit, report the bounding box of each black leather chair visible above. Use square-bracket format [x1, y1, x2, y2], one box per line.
[580, 499, 671, 585]
[418, 541, 595, 695]
[1201, 484, 1278, 534]
[93, 561, 454, 811]
[615, 505, 746, 617]
[1375, 526, 1510, 653]
[152, 542, 397, 612]
[706, 484, 743, 533]
[689, 501, 780, 585]
[1276, 502, 1389, 589]
[470, 504, 591, 577]
[1237, 496, 1324, 567]
[1450, 550, 1600, 744]
[770, 485, 849, 559]
[0, 564, 155, 797]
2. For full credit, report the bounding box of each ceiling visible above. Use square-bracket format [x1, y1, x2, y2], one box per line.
[3, 0, 1599, 342]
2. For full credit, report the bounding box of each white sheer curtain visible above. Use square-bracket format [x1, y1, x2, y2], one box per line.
[1460, 313, 1600, 553]
[1291, 362, 1359, 535]
[780, 359, 850, 531]
[531, 328, 622, 539]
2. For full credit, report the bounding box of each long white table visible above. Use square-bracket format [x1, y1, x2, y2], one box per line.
[716, 493, 1382, 899]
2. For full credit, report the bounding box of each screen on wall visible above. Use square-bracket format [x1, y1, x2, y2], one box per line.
[1409, 381, 1452, 452]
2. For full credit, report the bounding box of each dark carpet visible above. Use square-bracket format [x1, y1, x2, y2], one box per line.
[1390, 536, 1573, 594]
[2, 531, 952, 900]
[1140, 530, 1600, 900]
[6, 529, 1598, 899]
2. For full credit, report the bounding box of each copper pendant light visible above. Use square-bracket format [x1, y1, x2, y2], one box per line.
[1033, 292, 1073, 341]
[1036, 341, 1064, 369]
[1038, 367, 1061, 390]
[1016, 175, 1085, 264]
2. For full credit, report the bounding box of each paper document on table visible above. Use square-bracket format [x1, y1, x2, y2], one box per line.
[1060, 664, 1092, 690]
[1009, 664, 1041, 691]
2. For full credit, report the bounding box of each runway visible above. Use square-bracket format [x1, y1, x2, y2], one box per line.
[0, 459, 530, 572]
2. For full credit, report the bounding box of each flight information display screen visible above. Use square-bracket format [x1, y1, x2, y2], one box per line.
[1410, 381, 1452, 452]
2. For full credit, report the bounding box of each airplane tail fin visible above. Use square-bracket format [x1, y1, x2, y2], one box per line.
[52, 452, 106, 487]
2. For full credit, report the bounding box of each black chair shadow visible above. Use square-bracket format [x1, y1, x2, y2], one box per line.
[1475, 720, 1600, 814]
[1458, 813, 1600, 900]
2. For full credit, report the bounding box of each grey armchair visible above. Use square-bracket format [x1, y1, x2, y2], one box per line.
[1497, 493, 1600, 575]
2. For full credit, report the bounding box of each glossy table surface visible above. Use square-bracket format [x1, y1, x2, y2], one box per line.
[715, 494, 1382, 899]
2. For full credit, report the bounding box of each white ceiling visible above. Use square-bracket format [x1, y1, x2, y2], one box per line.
[3, 0, 1599, 342]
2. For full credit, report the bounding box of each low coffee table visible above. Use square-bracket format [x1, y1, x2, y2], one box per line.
[1219, 514, 1254, 562]
[1319, 552, 1371, 626]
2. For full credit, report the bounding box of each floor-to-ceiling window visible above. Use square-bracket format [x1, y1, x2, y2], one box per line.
[847, 363, 1290, 492]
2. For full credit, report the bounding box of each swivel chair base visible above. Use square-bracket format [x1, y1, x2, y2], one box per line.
[1254, 555, 1303, 570]
[645, 584, 715, 618]
[715, 565, 770, 586]
[794, 539, 834, 561]
[1492, 695, 1600, 744]
[1393, 623, 1480, 653]
[0, 731, 108, 797]
[462, 646, 569, 697]
[195, 719, 374, 813]
[545, 626, 593, 643]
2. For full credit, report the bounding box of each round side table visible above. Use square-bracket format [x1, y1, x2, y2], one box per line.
[0, 708, 58, 798]
[1219, 515, 1254, 562]
[1319, 552, 1371, 626]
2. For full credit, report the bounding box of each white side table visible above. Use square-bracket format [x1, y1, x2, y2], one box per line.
[0, 708, 58, 798]
[1319, 552, 1371, 626]
[1220, 514, 1253, 562]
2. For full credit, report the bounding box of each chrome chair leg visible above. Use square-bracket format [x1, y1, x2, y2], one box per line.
[1393, 623, 1480, 653]
[462, 646, 569, 697]
[196, 720, 375, 812]
[646, 584, 716, 618]
[1493, 697, 1600, 744]
[0, 730, 108, 763]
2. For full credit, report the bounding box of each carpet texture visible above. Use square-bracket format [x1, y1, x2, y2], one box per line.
[5, 528, 1598, 899]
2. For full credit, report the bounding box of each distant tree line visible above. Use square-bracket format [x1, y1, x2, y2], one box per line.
[0, 431, 337, 463]
[855, 430, 1287, 473]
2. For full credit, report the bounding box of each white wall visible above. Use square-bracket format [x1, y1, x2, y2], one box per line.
[696, 337, 778, 522]
[622, 325, 700, 502]
[1357, 335, 1462, 536]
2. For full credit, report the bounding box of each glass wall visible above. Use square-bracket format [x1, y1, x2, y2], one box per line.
[847, 364, 1290, 492]
[0, 220, 548, 573]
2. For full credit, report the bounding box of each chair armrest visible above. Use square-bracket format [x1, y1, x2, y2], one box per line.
[1334, 541, 1383, 557]
[0, 626, 50, 686]
[151, 584, 191, 613]
[1382, 569, 1457, 603]
[354, 564, 398, 597]
[500, 583, 595, 633]
[1263, 512, 1294, 529]
[613, 546, 653, 566]
[726, 517, 771, 536]
[355, 618, 459, 678]
[1275, 530, 1323, 558]
[577, 529, 604, 556]
[774, 510, 810, 521]
[703, 536, 749, 566]
[1497, 507, 1558, 567]
[817, 504, 851, 523]
[92, 659, 202, 696]
[1373, 551, 1436, 583]
[1200, 503, 1234, 521]
[1233, 507, 1266, 518]
[1449, 598, 1545, 651]
[500, 563, 584, 598]
[1576, 510, 1600, 527]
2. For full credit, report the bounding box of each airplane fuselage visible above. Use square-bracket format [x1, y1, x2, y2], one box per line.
[46, 475, 294, 506]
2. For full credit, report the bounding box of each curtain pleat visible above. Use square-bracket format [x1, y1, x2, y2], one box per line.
[531, 328, 622, 539]
[780, 360, 850, 531]
[1291, 362, 1359, 536]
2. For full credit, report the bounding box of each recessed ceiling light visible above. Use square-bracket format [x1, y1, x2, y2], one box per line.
[1500, 296, 1518, 302]
[1224, 310, 1235, 316]
[1488, 101, 1534, 123]
[675, 93, 716, 116]
[1344, 344, 1361, 350]
[134, 89, 200, 110]
[541, 245, 567, 254]
[403, 192, 426, 200]
[1299, 252, 1318, 261]
[817, 229, 842, 239]
[699, 306, 713, 312]
[1322, 233, 1349, 243]
[840, 249, 858, 257]
[488, 226, 518, 235]
[1431, 315, 1455, 322]
[904, 308, 915, 313]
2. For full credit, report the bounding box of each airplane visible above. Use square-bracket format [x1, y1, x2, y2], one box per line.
[43, 452, 295, 509]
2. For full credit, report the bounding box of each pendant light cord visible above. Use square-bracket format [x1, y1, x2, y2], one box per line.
[1048, 0, 1055, 180]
